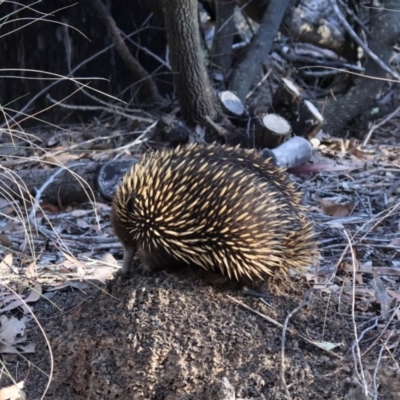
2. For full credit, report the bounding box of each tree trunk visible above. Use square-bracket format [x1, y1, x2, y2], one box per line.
[323, 0, 400, 137]
[161, 0, 222, 123]
[229, 0, 291, 100]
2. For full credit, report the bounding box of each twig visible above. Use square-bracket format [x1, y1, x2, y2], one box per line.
[344, 229, 370, 398]
[112, 120, 158, 157]
[329, 0, 400, 80]
[281, 290, 312, 400]
[121, 29, 171, 70]
[46, 94, 154, 123]
[86, 0, 163, 103]
[205, 115, 230, 138]
[363, 104, 400, 145]
[0, 28, 143, 128]
[246, 68, 272, 100]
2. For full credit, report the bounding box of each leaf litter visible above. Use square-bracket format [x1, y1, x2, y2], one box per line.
[0, 127, 399, 398]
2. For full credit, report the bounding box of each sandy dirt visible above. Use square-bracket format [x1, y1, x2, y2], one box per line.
[4, 265, 398, 400]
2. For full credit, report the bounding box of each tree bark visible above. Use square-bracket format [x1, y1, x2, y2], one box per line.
[323, 0, 400, 137]
[161, 0, 222, 124]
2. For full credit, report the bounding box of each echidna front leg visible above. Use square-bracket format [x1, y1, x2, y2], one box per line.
[121, 245, 136, 275]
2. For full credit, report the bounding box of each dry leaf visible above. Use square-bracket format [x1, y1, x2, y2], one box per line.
[0, 315, 33, 354]
[0, 254, 13, 274]
[0, 284, 42, 312]
[61, 251, 86, 276]
[372, 271, 392, 314]
[25, 261, 37, 279]
[0, 342, 36, 354]
[387, 290, 400, 301]
[338, 261, 360, 274]
[23, 283, 42, 303]
[349, 147, 375, 160]
[47, 280, 91, 292]
[318, 198, 354, 217]
[311, 341, 342, 351]
[39, 202, 60, 213]
[85, 266, 115, 283]
[99, 253, 119, 266]
[44, 152, 80, 165]
[324, 221, 345, 229]
[0, 233, 12, 248]
[70, 209, 93, 217]
[389, 237, 400, 247]
[0, 381, 25, 400]
[359, 261, 373, 273]
[76, 219, 89, 229]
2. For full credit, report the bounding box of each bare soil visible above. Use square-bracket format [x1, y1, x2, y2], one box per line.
[5, 266, 399, 400]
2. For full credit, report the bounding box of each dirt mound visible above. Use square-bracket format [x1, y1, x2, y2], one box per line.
[15, 267, 399, 400]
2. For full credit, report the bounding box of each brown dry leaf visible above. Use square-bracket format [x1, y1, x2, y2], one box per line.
[0, 381, 25, 400]
[0, 233, 12, 248]
[355, 273, 364, 285]
[338, 261, 360, 274]
[0, 254, 13, 274]
[318, 198, 354, 217]
[39, 202, 60, 213]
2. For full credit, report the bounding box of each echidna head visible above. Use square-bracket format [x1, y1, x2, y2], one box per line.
[111, 189, 137, 275]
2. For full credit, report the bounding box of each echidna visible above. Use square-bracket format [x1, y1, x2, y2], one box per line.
[111, 144, 317, 281]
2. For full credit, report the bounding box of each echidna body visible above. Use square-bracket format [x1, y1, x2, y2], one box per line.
[111, 144, 317, 281]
